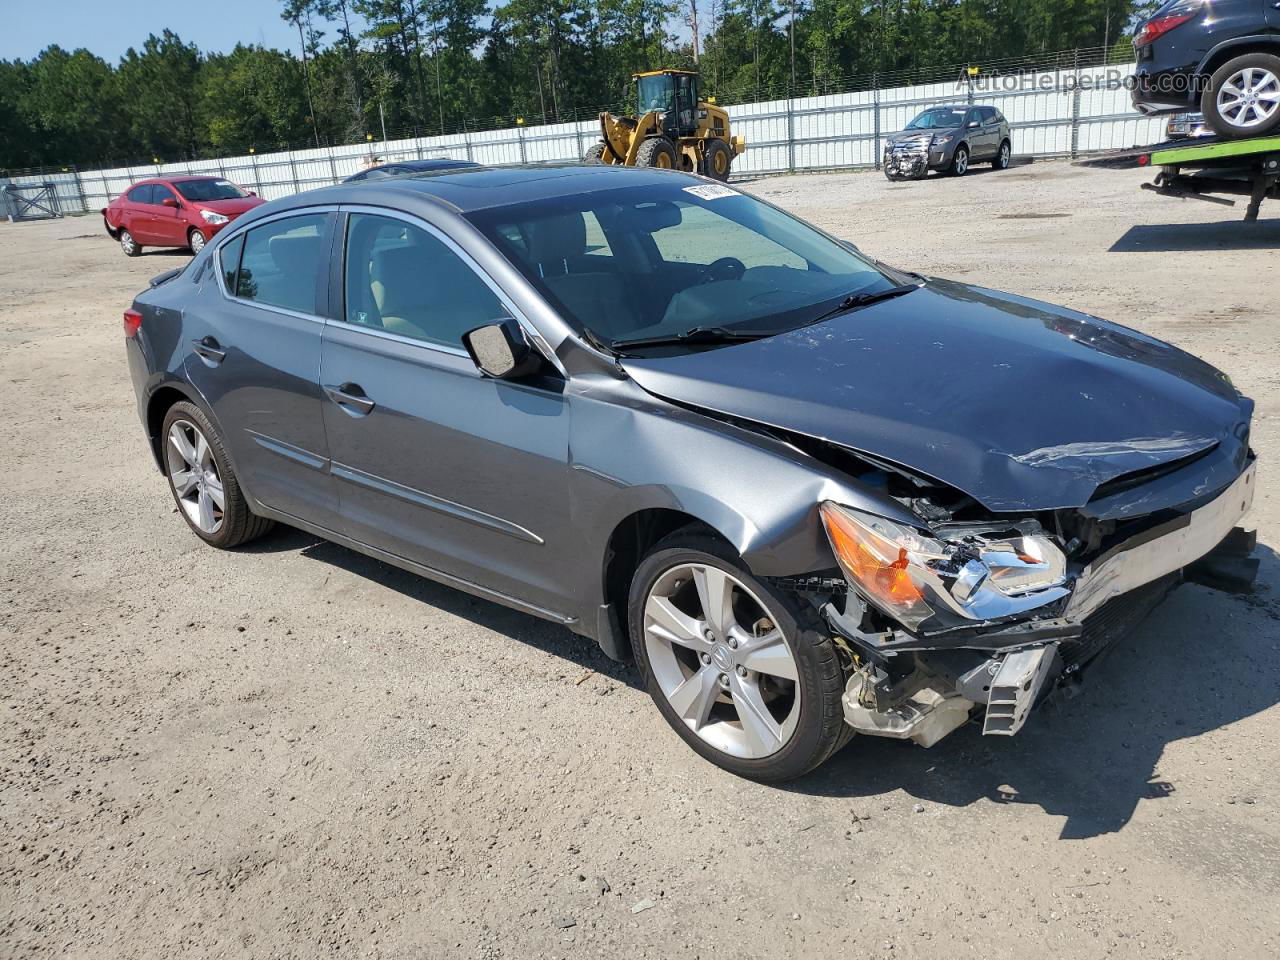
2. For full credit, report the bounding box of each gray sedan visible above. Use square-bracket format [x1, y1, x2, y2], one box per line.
[123, 164, 1255, 781]
[884, 105, 1013, 179]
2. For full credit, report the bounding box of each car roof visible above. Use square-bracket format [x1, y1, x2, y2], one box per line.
[271, 163, 706, 215]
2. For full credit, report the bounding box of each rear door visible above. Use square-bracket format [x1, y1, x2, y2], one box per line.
[181, 210, 342, 528]
[319, 208, 575, 618]
[125, 184, 157, 241]
[967, 109, 995, 159]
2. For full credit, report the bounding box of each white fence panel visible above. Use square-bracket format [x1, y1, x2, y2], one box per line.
[6, 60, 1170, 216]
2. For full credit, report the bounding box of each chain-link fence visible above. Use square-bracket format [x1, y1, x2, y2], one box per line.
[1, 47, 1162, 219]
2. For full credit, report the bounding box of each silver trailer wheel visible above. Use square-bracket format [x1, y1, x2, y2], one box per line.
[165, 419, 224, 534]
[643, 562, 801, 760]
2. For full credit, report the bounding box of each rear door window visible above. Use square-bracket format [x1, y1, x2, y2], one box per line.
[233, 214, 329, 315]
[127, 184, 154, 204]
[219, 233, 246, 293]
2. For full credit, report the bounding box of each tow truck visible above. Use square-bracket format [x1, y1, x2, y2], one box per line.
[1078, 133, 1280, 222]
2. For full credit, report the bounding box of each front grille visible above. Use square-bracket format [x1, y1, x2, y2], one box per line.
[1062, 573, 1180, 670]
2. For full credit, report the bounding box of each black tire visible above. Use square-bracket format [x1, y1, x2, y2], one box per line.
[160, 400, 274, 549]
[628, 531, 852, 782]
[583, 142, 607, 164]
[120, 228, 141, 257]
[701, 139, 732, 181]
[188, 227, 207, 255]
[1201, 53, 1280, 139]
[948, 144, 970, 176]
[991, 139, 1011, 170]
[634, 137, 678, 170]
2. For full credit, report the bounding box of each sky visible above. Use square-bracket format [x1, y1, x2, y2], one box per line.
[0, 0, 327, 63]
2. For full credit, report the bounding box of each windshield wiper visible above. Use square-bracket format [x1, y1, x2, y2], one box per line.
[806, 282, 920, 326]
[609, 325, 776, 351]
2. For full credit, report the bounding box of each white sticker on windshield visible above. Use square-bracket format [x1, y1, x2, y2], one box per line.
[683, 184, 738, 200]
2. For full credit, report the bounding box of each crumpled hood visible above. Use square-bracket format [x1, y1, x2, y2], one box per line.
[885, 128, 955, 146]
[621, 279, 1252, 512]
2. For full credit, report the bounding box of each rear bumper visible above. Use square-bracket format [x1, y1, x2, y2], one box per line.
[830, 463, 1257, 747]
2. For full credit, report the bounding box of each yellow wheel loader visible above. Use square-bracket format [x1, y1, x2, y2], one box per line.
[584, 70, 745, 181]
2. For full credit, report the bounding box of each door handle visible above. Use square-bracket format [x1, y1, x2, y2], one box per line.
[191, 336, 226, 365]
[324, 382, 376, 416]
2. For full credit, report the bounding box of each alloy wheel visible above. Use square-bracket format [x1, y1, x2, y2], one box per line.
[954, 148, 969, 175]
[998, 143, 1010, 168]
[120, 231, 135, 255]
[165, 419, 224, 534]
[643, 562, 801, 760]
[1218, 67, 1280, 129]
[190, 229, 206, 254]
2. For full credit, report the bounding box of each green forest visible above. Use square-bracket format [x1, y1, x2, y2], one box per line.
[1, 0, 1152, 171]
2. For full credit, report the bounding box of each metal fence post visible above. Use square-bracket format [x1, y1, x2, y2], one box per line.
[786, 93, 796, 174]
[328, 147, 340, 185]
[873, 75, 882, 171]
[463, 126, 474, 162]
[518, 126, 528, 164]
[1070, 48, 1082, 160]
[287, 151, 299, 196]
[575, 123, 584, 162]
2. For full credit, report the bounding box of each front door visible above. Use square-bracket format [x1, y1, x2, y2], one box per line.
[319, 210, 574, 618]
[181, 211, 342, 527]
[152, 182, 188, 246]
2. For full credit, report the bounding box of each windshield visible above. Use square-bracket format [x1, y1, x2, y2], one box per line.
[906, 108, 967, 130]
[637, 74, 674, 113]
[174, 179, 248, 202]
[466, 182, 897, 353]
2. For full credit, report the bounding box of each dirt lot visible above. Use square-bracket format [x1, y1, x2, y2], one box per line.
[2, 162, 1279, 960]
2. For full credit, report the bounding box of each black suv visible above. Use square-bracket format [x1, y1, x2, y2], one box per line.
[1131, 0, 1280, 138]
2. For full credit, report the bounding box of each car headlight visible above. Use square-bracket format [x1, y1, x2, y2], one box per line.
[819, 502, 1068, 631]
[200, 210, 229, 225]
[932, 134, 954, 145]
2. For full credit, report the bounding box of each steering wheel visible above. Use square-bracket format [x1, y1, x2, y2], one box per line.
[698, 257, 747, 285]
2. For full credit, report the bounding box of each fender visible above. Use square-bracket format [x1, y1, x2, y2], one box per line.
[1196, 34, 1280, 76]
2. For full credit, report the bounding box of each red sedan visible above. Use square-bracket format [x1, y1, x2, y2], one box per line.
[102, 175, 265, 257]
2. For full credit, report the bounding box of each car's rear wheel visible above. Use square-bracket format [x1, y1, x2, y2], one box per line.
[1202, 54, 1280, 138]
[188, 228, 207, 255]
[119, 229, 141, 257]
[628, 531, 852, 781]
[161, 401, 274, 549]
[949, 145, 970, 176]
[992, 139, 1011, 170]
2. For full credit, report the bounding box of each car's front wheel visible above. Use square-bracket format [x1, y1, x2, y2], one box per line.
[188, 228, 207, 254]
[628, 531, 852, 781]
[949, 145, 970, 176]
[1202, 54, 1280, 139]
[161, 401, 274, 549]
[119, 229, 141, 257]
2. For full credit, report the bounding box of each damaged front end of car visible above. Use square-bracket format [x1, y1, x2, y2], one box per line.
[783, 448, 1258, 750]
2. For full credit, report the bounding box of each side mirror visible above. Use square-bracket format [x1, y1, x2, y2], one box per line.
[162, 196, 180, 208]
[462, 319, 540, 379]
[968, 120, 980, 128]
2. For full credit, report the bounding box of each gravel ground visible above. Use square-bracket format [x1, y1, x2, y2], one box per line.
[2, 161, 1278, 959]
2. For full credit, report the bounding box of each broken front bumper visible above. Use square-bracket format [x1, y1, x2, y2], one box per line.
[832, 463, 1257, 747]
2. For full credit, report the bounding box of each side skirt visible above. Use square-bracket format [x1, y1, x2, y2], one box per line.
[253, 504, 580, 630]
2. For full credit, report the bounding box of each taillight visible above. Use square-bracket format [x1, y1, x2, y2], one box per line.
[1135, 11, 1195, 47]
[123, 309, 143, 338]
